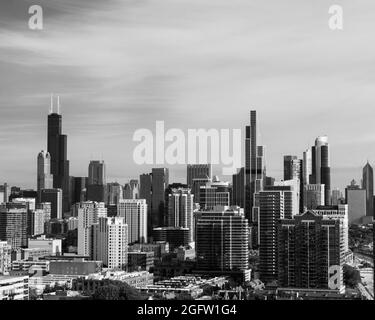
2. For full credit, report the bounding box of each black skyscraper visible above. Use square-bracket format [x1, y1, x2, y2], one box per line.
[47, 104, 70, 213]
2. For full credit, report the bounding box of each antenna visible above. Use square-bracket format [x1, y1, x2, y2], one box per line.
[50, 93, 53, 114]
[57, 96, 61, 114]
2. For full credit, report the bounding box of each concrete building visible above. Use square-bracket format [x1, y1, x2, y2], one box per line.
[0, 275, 29, 300]
[168, 188, 194, 243]
[278, 211, 344, 293]
[40, 188, 62, 220]
[0, 242, 11, 275]
[199, 179, 230, 210]
[195, 206, 249, 276]
[92, 217, 128, 270]
[345, 180, 366, 224]
[0, 202, 28, 249]
[118, 199, 147, 244]
[28, 236, 62, 256]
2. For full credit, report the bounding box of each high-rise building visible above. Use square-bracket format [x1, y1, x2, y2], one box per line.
[331, 188, 343, 205]
[199, 179, 230, 210]
[106, 182, 123, 205]
[93, 217, 128, 270]
[304, 184, 325, 210]
[283, 156, 303, 212]
[314, 204, 349, 253]
[303, 149, 312, 185]
[362, 162, 374, 217]
[278, 211, 344, 292]
[195, 206, 249, 278]
[40, 188, 62, 219]
[124, 181, 139, 200]
[187, 164, 212, 188]
[151, 168, 169, 228]
[47, 102, 70, 213]
[36, 202, 52, 226]
[0, 202, 28, 249]
[118, 199, 147, 244]
[167, 188, 194, 243]
[77, 201, 107, 257]
[27, 209, 45, 237]
[345, 180, 366, 224]
[37, 150, 53, 203]
[232, 167, 245, 209]
[87, 161, 106, 202]
[0, 183, 10, 204]
[70, 177, 87, 205]
[245, 111, 266, 223]
[140, 173, 152, 236]
[152, 227, 190, 250]
[310, 136, 331, 205]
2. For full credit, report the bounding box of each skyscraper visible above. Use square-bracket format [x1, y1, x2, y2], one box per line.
[87, 160, 106, 202]
[187, 164, 212, 188]
[93, 216, 128, 270]
[151, 168, 169, 228]
[195, 206, 250, 281]
[232, 167, 245, 209]
[47, 100, 70, 213]
[345, 180, 366, 224]
[37, 150, 53, 203]
[118, 199, 148, 244]
[245, 110, 266, 223]
[70, 177, 87, 205]
[0, 202, 28, 249]
[40, 188, 62, 220]
[106, 182, 123, 205]
[311, 136, 331, 205]
[362, 162, 374, 217]
[140, 173, 152, 236]
[304, 184, 325, 210]
[199, 179, 230, 210]
[167, 188, 194, 243]
[278, 211, 344, 292]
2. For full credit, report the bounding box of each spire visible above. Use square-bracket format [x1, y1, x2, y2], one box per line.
[50, 93, 54, 114]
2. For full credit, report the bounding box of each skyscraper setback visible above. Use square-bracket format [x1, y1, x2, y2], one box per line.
[245, 110, 266, 223]
[47, 99, 70, 213]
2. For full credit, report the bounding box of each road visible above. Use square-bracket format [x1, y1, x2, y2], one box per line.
[353, 253, 374, 300]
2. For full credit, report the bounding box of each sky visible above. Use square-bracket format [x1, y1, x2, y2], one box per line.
[0, 0, 375, 191]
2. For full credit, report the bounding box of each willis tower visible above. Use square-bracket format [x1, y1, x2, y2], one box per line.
[47, 96, 70, 213]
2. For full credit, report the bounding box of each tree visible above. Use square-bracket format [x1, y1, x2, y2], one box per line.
[343, 264, 361, 288]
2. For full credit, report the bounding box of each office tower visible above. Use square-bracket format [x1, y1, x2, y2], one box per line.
[47, 102, 70, 213]
[345, 180, 366, 224]
[0, 203, 28, 249]
[36, 202, 52, 225]
[314, 204, 349, 253]
[12, 197, 36, 212]
[106, 182, 123, 205]
[0, 183, 10, 204]
[37, 150, 53, 203]
[245, 111, 266, 223]
[310, 136, 331, 205]
[362, 162, 374, 217]
[283, 156, 303, 212]
[151, 168, 169, 228]
[140, 173, 152, 235]
[0, 241, 11, 275]
[87, 160, 106, 202]
[278, 211, 344, 292]
[331, 188, 343, 205]
[304, 184, 325, 210]
[303, 149, 312, 185]
[93, 217, 128, 270]
[40, 188, 62, 219]
[77, 201, 107, 256]
[70, 177, 87, 205]
[167, 188, 194, 243]
[191, 177, 212, 204]
[124, 181, 139, 200]
[199, 179, 230, 210]
[195, 206, 249, 278]
[27, 209, 45, 237]
[124, 180, 139, 199]
[232, 167, 245, 209]
[187, 164, 212, 189]
[152, 227, 190, 250]
[117, 199, 148, 244]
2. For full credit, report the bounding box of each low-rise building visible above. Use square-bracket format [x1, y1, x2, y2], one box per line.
[0, 275, 29, 300]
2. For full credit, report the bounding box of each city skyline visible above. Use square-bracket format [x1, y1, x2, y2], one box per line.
[1, 1, 375, 190]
